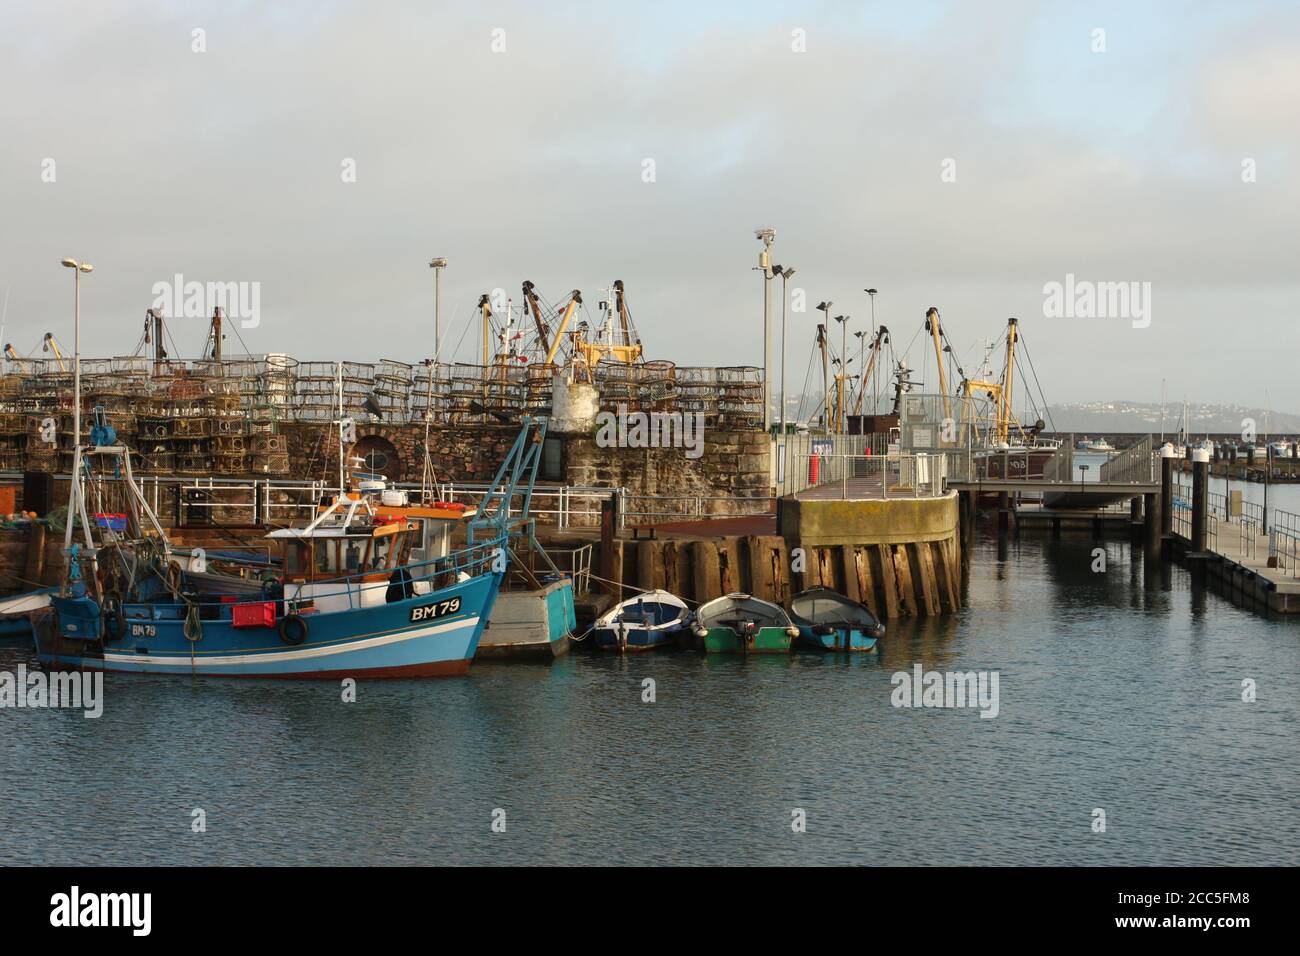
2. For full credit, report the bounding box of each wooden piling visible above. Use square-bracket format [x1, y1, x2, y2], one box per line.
[874, 544, 899, 619]
[24, 522, 47, 585]
[691, 540, 721, 602]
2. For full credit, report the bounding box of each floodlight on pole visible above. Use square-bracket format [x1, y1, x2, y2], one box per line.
[61, 256, 93, 552]
[754, 229, 775, 432]
[429, 257, 447, 360]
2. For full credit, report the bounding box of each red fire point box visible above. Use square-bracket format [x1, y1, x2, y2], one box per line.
[231, 601, 277, 629]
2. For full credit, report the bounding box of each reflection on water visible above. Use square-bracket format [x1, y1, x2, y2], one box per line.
[1, 531, 1297, 865]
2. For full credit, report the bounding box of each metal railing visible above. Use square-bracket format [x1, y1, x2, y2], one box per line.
[620, 493, 773, 525]
[1269, 527, 1300, 578]
[1099, 435, 1155, 483]
[790, 452, 950, 500]
[163, 477, 331, 526]
[1171, 501, 1218, 550]
[773, 432, 890, 497]
[19, 470, 779, 534]
[433, 482, 616, 531]
[1271, 508, 1300, 538]
[550, 544, 592, 594]
[1239, 515, 1261, 560]
[951, 447, 1060, 483]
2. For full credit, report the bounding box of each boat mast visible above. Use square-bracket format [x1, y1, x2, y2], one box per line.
[337, 360, 345, 496]
[851, 326, 888, 417]
[925, 308, 952, 425]
[1001, 318, 1018, 445]
[1159, 378, 1166, 444]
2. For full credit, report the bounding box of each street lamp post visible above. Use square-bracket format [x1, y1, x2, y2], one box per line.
[816, 300, 832, 430]
[773, 266, 796, 438]
[864, 287, 877, 410]
[429, 258, 447, 360]
[60, 257, 93, 553]
[834, 315, 850, 435]
[853, 329, 867, 414]
[754, 228, 775, 432]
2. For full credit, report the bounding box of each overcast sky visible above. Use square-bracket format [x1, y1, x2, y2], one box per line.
[2, 1, 1296, 412]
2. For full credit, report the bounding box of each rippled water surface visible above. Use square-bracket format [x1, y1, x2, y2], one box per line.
[2, 532, 1298, 865]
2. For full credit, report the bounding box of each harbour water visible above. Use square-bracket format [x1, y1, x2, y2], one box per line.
[2, 530, 1297, 866]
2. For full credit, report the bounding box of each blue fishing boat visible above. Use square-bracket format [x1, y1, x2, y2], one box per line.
[592, 589, 691, 652]
[34, 410, 546, 679]
[788, 588, 885, 652]
[347, 433, 578, 661]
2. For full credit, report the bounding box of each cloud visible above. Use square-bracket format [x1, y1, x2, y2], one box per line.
[1, 1, 1296, 409]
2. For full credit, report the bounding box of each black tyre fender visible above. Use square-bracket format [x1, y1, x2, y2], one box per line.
[102, 592, 126, 642]
[279, 612, 308, 646]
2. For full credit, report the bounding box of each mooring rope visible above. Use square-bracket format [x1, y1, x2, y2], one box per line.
[581, 572, 706, 607]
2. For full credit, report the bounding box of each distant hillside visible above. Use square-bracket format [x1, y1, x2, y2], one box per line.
[1044, 402, 1300, 436]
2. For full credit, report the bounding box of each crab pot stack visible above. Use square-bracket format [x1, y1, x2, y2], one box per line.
[250, 432, 289, 474]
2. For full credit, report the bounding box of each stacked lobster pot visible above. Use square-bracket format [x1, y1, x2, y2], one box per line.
[134, 399, 177, 473]
[674, 367, 719, 424]
[636, 360, 678, 414]
[206, 379, 248, 475]
[372, 359, 413, 421]
[716, 366, 763, 428]
[23, 414, 57, 473]
[410, 361, 451, 422]
[293, 361, 340, 421]
[249, 430, 289, 475]
[0, 375, 29, 470]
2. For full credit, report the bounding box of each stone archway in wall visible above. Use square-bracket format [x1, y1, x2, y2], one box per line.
[349, 433, 403, 483]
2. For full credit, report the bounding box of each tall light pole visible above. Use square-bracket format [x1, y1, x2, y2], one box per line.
[864, 287, 878, 413]
[755, 228, 775, 432]
[853, 330, 867, 413]
[60, 257, 93, 457]
[816, 300, 832, 430]
[60, 257, 92, 557]
[429, 257, 447, 360]
[773, 265, 796, 438]
[834, 314, 850, 434]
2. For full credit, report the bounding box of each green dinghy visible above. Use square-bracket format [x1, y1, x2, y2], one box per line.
[689, 593, 797, 655]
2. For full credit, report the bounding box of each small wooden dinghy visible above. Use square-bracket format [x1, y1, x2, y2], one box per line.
[592, 589, 691, 652]
[788, 588, 885, 652]
[689, 593, 797, 654]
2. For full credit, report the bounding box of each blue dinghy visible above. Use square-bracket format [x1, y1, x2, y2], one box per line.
[592, 589, 691, 652]
[788, 588, 885, 652]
